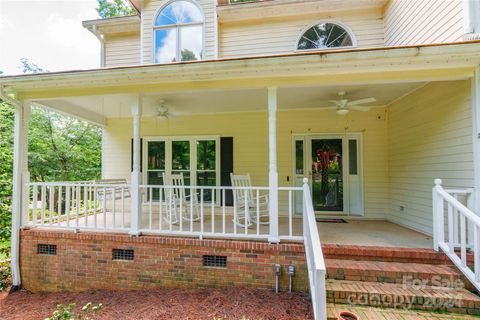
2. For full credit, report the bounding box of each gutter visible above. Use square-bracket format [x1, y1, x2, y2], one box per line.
[0, 85, 22, 293]
[86, 25, 105, 68]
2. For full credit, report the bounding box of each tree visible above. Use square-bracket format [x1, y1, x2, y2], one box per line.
[181, 49, 198, 62]
[96, 0, 136, 18]
[0, 59, 102, 261]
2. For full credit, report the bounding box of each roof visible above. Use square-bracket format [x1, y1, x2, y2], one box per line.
[1, 41, 480, 99]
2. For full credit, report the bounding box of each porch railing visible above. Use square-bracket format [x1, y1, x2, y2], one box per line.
[24, 181, 304, 241]
[432, 179, 480, 292]
[302, 178, 327, 320]
[25, 182, 130, 232]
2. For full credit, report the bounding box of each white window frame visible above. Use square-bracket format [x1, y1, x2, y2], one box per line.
[294, 20, 357, 52]
[152, 0, 205, 63]
[143, 135, 221, 190]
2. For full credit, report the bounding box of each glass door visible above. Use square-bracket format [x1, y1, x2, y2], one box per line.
[310, 138, 344, 211]
[147, 141, 166, 200]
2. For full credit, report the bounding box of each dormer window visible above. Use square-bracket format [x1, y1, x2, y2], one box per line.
[153, 0, 204, 63]
[297, 22, 355, 50]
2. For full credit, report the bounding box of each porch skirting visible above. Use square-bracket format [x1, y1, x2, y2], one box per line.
[19, 229, 308, 292]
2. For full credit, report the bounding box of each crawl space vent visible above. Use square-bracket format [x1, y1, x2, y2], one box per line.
[37, 244, 57, 255]
[203, 255, 227, 268]
[112, 249, 134, 261]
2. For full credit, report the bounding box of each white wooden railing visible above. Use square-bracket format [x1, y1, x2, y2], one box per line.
[25, 182, 130, 231]
[139, 184, 303, 241]
[24, 181, 304, 241]
[432, 179, 480, 292]
[302, 178, 327, 320]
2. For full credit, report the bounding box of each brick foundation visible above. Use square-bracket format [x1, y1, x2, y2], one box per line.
[20, 229, 308, 292]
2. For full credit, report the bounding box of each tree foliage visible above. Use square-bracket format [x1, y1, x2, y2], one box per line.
[0, 59, 102, 263]
[96, 0, 136, 18]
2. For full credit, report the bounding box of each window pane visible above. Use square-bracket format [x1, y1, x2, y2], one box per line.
[297, 23, 352, 50]
[155, 1, 203, 26]
[197, 171, 216, 187]
[180, 25, 202, 61]
[197, 140, 216, 170]
[348, 140, 358, 175]
[295, 140, 304, 175]
[148, 141, 166, 170]
[155, 28, 177, 63]
[172, 140, 190, 170]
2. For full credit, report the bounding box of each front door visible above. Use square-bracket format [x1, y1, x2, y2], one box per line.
[293, 133, 364, 216]
[310, 137, 344, 211]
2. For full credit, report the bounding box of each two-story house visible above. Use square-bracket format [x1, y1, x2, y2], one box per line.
[2, 0, 480, 319]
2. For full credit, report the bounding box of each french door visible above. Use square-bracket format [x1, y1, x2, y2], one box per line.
[144, 136, 220, 201]
[293, 134, 364, 216]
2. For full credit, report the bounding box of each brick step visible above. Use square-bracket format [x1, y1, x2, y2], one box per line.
[327, 303, 480, 319]
[325, 258, 474, 290]
[326, 279, 480, 314]
[322, 244, 473, 265]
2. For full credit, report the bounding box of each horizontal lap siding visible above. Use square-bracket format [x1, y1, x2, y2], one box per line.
[219, 10, 384, 58]
[103, 109, 388, 219]
[387, 81, 473, 235]
[384, 0, 465, 46]
[142, 0, 216, 64]
[104, 33, 140, 67]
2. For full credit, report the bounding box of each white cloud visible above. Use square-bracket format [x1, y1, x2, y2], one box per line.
[0, 0, 100, 75]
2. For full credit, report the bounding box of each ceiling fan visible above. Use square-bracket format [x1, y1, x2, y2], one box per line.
[156, 99, 174, 119]
[328, 91, 377, 115]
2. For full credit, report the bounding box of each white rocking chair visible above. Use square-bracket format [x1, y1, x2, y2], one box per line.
[230, 173, 269, 227]
[162, 172, 201, 225]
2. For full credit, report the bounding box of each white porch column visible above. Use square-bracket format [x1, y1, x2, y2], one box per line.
[268, 87, 279, 243]
[472, 66, 480, 214]
[129, 95, 142, 236]
[11, 100, 31, 288]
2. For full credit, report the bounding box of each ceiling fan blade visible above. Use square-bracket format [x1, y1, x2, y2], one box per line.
[347, 97, 376, 106]
[349, 105, 371, 112]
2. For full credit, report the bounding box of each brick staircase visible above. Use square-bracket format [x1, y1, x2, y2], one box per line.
[322, 244, 480, 319]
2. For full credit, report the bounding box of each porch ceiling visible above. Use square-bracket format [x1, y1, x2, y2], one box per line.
[33, 82, 427, 121]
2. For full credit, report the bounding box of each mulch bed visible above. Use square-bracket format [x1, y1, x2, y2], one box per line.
[0, 287, 313, 320]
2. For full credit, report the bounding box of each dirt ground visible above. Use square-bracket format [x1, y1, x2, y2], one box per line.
[0, 287, 313, 320]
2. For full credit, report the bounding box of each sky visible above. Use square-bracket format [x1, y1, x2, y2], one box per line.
[0, 0, 100, 75]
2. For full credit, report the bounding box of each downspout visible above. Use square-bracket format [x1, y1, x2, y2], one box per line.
[0, 85, 22, 292]
[463, 0, 480, 40]
[92, 25, 105, 68]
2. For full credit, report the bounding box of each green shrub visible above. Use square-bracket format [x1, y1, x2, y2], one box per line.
[45, 302, 102, 320]
[0, 259, 11, 291]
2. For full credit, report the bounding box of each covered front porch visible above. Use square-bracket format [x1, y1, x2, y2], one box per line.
[3, 41, 480, 319]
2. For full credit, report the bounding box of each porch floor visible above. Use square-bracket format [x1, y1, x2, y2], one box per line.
[317, 220, 433, 248]
[54, 207, 433, 248]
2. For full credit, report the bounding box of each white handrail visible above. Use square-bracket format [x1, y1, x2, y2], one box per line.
[432, 178, 480, 292]
[302, 178, 327, 320]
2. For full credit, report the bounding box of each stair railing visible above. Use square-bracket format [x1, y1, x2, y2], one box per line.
[432, 178, 480, 292]
[302, 178, 327, 320]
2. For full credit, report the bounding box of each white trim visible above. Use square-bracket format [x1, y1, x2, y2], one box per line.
[472, 66, 480, 214]
[294, 19, 357, 52]
[151, 0, 205, 64]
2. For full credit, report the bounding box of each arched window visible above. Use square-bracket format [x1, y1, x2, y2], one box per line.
[153, 0, 203, 63]
[297, 22, 355, 50]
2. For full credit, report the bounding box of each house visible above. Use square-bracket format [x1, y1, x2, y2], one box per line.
[2, 0, 480, 318]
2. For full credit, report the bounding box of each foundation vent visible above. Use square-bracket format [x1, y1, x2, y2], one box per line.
[37, 244, 57, 255]
[112, 249, 134, 261]
[203, 255, 227, 268]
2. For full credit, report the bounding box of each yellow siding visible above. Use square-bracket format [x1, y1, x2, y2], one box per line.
[142, 0, 216, 63]
[387, 81, 473, 235]
[219, 9, 385, 58]
[104, 33, 140, 67]
[384, 0, 465, 46]
[103, 108, 389, 219]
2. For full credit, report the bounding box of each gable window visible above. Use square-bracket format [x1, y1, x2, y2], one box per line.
[153, 0, 204, 63]
[297, 22, 355, 50]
